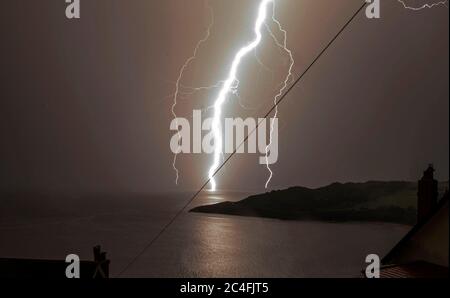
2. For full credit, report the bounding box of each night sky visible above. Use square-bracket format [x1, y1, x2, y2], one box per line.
[0, 0, 448, 194]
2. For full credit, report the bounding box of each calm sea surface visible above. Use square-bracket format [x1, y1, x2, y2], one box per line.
[0, 191, 410, 277]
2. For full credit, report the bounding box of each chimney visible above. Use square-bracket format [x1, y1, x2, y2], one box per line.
[417, 164, 438, 224]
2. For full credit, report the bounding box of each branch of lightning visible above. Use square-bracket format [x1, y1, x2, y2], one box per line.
[397, 0, 448, 10]
[170, 0, 294, 190]
[170, 1, 215, 186]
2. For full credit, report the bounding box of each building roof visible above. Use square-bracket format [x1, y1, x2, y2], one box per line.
[380, 261, 448, 278]
[382, 192, 449, 265]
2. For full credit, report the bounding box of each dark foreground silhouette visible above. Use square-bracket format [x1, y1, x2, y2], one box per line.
[191, 181, 448, 225]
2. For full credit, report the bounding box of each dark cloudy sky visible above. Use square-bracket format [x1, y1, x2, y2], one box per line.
[0, 0, 448, 194]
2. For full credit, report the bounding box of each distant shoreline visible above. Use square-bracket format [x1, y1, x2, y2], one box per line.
[191, 181, 449, 225]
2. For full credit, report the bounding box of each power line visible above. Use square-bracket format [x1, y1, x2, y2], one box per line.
[116, 1, 367, 277]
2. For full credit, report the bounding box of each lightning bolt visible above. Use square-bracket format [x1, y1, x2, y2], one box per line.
[171, 2, 214, 185]
[207, 0, 274, 191]
[397, 0, 449, 10]
[171, 0, 294, 191]
[264, 2, 295, 189]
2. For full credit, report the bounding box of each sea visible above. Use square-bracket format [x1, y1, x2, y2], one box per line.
[0, 191, 410, 277]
